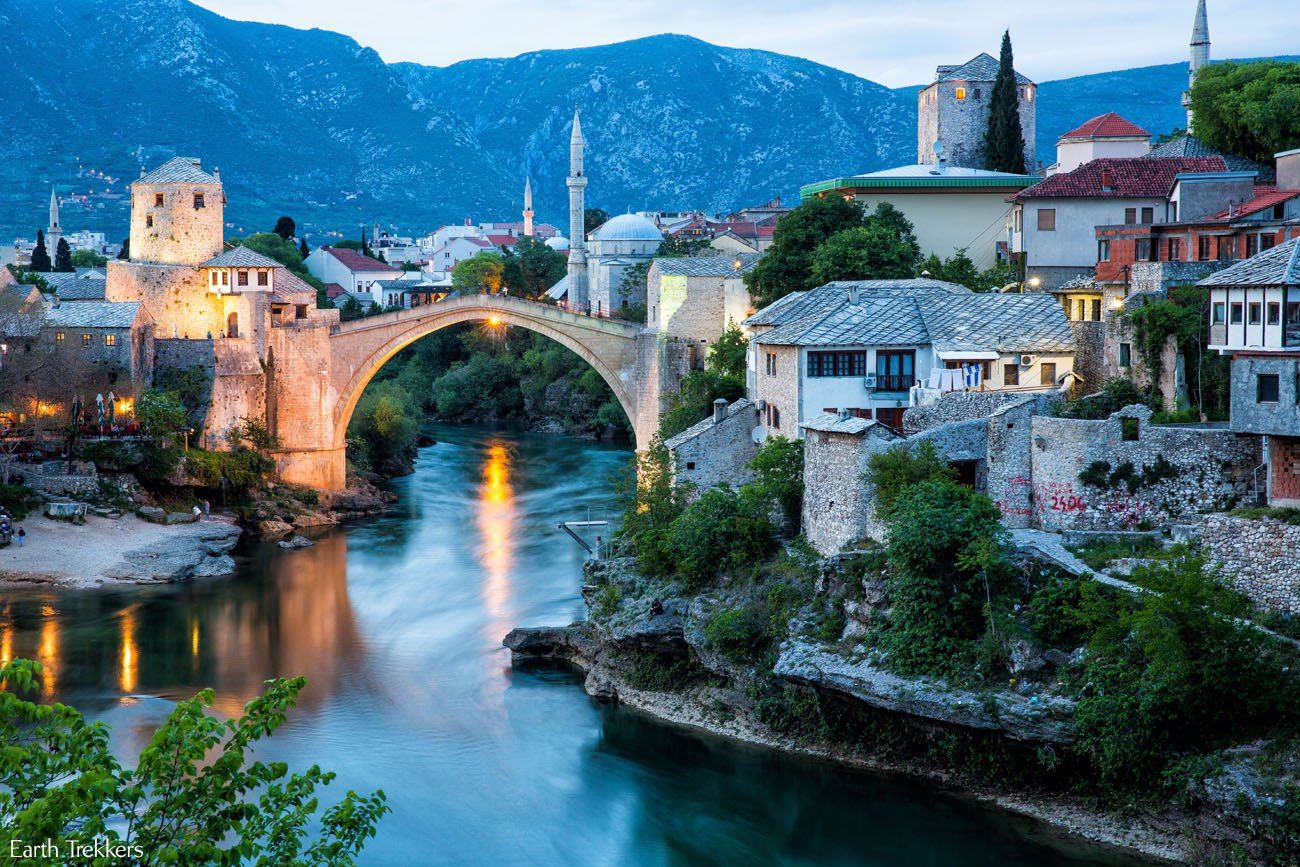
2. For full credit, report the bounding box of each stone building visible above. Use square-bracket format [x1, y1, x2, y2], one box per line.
[585, 213, 664, 317]
[41, 301, 153, 386]
[800, 413, 902, 554]
[664, 398, 761, 493]
[916, 52, 1036, 172]
[647, 253, 758, 348]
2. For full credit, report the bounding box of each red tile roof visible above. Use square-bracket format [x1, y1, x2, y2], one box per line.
[322, 246, 399, 273]
[1209, 186, 1300, 220]
[1060, 112, 1150, 140]
[1015, 156, 1226, 200]
[324, 283, 347, 299]
[485, 234, 520, 247]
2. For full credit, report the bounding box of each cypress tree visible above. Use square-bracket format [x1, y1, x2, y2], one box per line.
[299, 237, 309, 258]
[118, 238, 130, 260]
[983, 31, 1028, 174]
[54, 238, 74, 272]
[30, 230, 52, 272]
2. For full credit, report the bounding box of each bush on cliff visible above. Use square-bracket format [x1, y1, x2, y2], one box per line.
[348, 381, 420, 476]
[667, 487, 775, 589]
[747, 435, 804, 533]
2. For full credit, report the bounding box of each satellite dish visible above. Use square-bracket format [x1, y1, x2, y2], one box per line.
[932, 139, 945, 158]
[752, 426, 769, 445]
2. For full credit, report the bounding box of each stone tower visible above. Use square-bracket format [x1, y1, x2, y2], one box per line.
[566, 108, 589, 313]
[523, 176, 534, 238]
[1183, 0, 1210, 132]
[916, 53, 1036, 171]
[46, 187, 62, 261]
[127, 157, 224, 266]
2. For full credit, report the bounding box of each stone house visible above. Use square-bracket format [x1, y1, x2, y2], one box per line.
[744, 280, 1075, 437]
[647, 253, 759, 349]
[663, 398, 761, 493]
[800, 413, 902, 554]
[40, 300, 154, 385]
[915, 52, 1036, 172]
[1202, 236, 1300, 506]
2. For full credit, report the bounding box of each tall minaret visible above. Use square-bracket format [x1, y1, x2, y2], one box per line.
[522, 176, 534, 238]
[1183, 0, 1210, 132]
[565, 108, 589, 313]
[47, 187, 62, 259]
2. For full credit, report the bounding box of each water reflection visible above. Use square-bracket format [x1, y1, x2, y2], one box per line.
[119, 607, 138, 694]
[39, 607, 58, 698]
[477, 440, 517, 644]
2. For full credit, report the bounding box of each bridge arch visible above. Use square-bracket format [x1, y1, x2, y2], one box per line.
[330, 299, 641, 452]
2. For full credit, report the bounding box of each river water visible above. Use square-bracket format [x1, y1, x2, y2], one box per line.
[0, 424, 1154, 866]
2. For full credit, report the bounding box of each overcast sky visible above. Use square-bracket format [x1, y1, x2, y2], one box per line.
[194, 1, 1298, 87]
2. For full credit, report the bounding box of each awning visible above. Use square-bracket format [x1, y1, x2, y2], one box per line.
[936, 350, 999, 361]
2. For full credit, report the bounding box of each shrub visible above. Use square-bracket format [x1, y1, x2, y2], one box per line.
[864, 441, 956, 517]
[624, 653, 701, 692]
[593, 584, 622, 619]
[666, 487, 775, 589]
[0, 483, 39, 521]
[81, 440, 135, 471]
[746, 435, 804, 532]
[704, 606, 767, 663]
[751, 683, 826, 739]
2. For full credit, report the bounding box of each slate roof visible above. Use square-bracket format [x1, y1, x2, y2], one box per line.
[137, 157, 220, 186]
[1147, 134, 1276, 183]
[663, 399, 754, 451]
[322, 247, 399, 274]
[271, 269, 318, 303]
[750, 285, 1074, 354]
[53, 277, 106, 300]
[1207, 186, 1300, 220]
[936, 53, 1031, 85]
[917, 292, 1076, 353]
[1059, 113, 1150, 140]
[44, 301, 142, 329]
[1015, 156, 1226, 199]
[201, 247, 283, 268]
[654, 254, 761, 277]
[1198, 237, 1300, 287]
[744, 279, 968, 329]
[799, 413, 876, 436]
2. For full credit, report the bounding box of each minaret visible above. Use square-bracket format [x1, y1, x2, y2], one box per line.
[47, 187, 62, 260]
[566, 108, 589, 313]
[523, 176, 534, 238]
[1183, 0, 1210, 132]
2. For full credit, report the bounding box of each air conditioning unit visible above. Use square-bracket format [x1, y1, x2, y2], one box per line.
[1019, 354, 1035, 366]
[863, 374, 878, 389]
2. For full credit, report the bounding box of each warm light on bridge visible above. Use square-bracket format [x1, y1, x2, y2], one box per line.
[486, 316, 503, 327]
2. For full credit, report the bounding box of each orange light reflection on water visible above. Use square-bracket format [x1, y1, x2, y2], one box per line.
[38, 605, 58, 699]
[120, 608, 138, 694]
[477, 442, 517, 644]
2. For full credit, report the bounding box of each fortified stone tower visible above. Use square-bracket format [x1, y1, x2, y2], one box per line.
[128, 157, 224, 266]
[917, 53, 1036, 171]
[566, 108, 590, 313]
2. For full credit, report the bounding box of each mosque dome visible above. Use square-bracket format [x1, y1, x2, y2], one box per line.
[544, 235, 570, 251]
[590, 213, 664, 243]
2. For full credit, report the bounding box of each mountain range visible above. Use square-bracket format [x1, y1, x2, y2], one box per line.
[0, 0, 1283, 244]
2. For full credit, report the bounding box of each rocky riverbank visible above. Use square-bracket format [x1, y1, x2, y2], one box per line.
[504, 553, 1286, 865]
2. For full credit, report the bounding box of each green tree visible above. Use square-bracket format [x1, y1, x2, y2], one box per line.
[70, 249, 108, 268]
[744, 196, 865, 307]
[452, 252, 505, 293]
[299, 236, 310, 258]
[348, 381, 419, 474]
[665, 486, 775, 589]
[273, 215, 297, 241]
[811, 224, 916, 283]
[135, 390, 189, 439]
[0, 659, 387, 865]
[583, 208, 610, 235]
[707, 321, 749, 379]
[747, 435, 804, 532]
[983, 31, 1028, 174]
[865, 441, 957, 516]
[1188, 60, 1300, 164]
[918, 248, 1014, 292]
[29, 230, 51, 272]
[501, 236, 565, 296]
[52, 238, 73, 272]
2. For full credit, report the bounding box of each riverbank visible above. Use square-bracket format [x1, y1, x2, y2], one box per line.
[0, 512, 243, 587]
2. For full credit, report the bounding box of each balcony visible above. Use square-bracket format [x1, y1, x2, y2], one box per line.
[873, 374, 914, 393]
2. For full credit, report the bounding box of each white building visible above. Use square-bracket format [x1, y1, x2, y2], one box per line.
[303, 246, 400, 305]
[586, 213, 664, 315]
[1047, 113, 1151, 176]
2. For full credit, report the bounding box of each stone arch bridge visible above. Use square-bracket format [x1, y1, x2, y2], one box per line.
[268, 295, 687, 491]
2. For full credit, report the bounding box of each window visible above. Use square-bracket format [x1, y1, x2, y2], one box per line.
[194, 193, 205, 209]
[807, 350, 867, 377]
[875, 351, 915, 391]
[1118, 342, 1132, 368]
[1075, 299, 1086, 321]
[1230, 303, 1243, 324]
[104, 334, 116, 347]
[1268, 302, 1281, 326]
[1036, 208, 1056, 231]
[1097, 240, 1110, 262]
[955, 86, 967, 100]
[767, 404, 781, 429]
[973, 88, 982, 99]
[1121, 417, 1140, 441]
[1091, 299, 1102, 321]
[221, 270, 228, 285]
[1041, 362, 1057, 386]
[685, 462, 696, 471]
[1014, 208, 1022, 233]
[81, 333, 91, 346]
[154, 193, 164, 207]
[1261, 233, 1276, 252]
[1218, 237, 1235, 261]
[1135, 239, 1153, 261]
[1167, 238, 1182, 260]
[237, 270, 248, 287]
[875, 408, 905, 433]
[1003, 363, 1019, 386]
[1249, 302, 1262, 325]
[1140, 207, 1154, 224]
[54, 331, 65, 343]
[145, 214, 154, 229]
[257, 270, 269, 286]
[765, 351, 777, 376]
[1247, 234, 1259, 257]
[849, 408, 873, 419]
[1211, 302, 1226, 324]
[1124, 208, 1137, 225]
[1198, 236, 1212, 261]
[1257, 374, 1280, 403]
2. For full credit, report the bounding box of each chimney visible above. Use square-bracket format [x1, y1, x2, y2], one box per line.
[213, 166, 221, 182]
[713, 398, 728, 423]
[847, 285, 859, 303]
[836, 408, 850, 421]
[1277, 148, 1300, 191]
[1101, 169, 1114, 192]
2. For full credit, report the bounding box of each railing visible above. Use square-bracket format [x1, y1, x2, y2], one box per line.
[872, 374, 914, 392]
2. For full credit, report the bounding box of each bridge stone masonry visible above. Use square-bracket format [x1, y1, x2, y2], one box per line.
[269, 294, 690, 492]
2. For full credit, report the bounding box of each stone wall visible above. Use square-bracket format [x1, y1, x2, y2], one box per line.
[752, 344, 800, 436]
[129, 176, 224, 266]
[204, 341, 267, 450]
[1029, 405, 1259, 530]
[665, 399, 760, 495]
[1128, 261, 1221, 296]
[802, 424, 900, 555]
[106, 260, 222, 340]
[904, 391, 1055, 432]
[1199, 514, 1300, 614]
[1069, 320, 1106, 394]
[1103, 312, 1185, 408]
[986, 397, 1046, 529]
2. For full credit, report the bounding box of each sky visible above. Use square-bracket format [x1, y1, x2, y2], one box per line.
[193, 0, 1299, 87]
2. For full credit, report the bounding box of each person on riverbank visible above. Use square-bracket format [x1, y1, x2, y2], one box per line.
[203, 499, 211, 521]
[192, 505, 202, 522]
[16, 526, 24, 547]
[594, 536, 605, 560]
